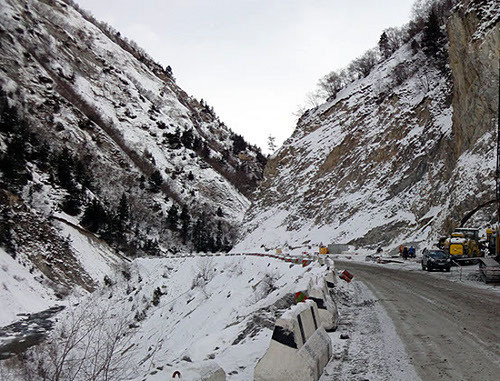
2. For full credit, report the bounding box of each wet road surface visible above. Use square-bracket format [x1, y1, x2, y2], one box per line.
[337, 261, 500, 381]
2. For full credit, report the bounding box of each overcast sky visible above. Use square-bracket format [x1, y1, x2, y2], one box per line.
[76, 0, 416, 152]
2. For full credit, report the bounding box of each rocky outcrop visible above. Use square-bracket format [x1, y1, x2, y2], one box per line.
[448, 0, 499, 159]
[235, 0, 499, 251]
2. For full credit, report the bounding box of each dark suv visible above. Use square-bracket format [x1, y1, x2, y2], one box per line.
[421, 249, 451, 272]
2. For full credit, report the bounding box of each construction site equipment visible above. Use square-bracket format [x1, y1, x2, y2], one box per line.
[439, 228, 483, 260]
[327, 244, 349, 254]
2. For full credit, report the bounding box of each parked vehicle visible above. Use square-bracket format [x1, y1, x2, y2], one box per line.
[421, 249, 451, 272]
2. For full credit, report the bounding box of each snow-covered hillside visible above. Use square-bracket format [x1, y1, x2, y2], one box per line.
[0, 255, 341, 380]
[0, 0, 266, 261]
[236, 0, 499, 252]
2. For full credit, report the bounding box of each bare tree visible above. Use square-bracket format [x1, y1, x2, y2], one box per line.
[317, 70, 350, 99]
[416, 71, 431, 94]
[305, 91, 322, 109]
[348, 48, 379, 79]
[12, 301, 138, 381]
[267, 135, 277, 153]
[192, 257, 214, 288]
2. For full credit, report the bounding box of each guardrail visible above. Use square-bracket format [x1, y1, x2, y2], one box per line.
[165, 252, 318, 267]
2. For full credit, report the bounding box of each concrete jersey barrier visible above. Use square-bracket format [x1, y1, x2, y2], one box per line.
[254, 300, 332, 381]
[324, 261, 338, 288]
[307, 276, 339, 332]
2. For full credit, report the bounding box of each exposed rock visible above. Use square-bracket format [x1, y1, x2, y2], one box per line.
[236, 0, 499, 250]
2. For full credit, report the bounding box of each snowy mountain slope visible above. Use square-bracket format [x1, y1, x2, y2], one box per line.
[2, 255, 335, 380]
[0, 188, 131, 325]
[0, 0, 265, 261]
[236, 0, 499, 252]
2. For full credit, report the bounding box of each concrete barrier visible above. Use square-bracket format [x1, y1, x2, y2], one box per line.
[317, 256, 327, 266]
[307, 276, 338, 332]
[324, 261, 338, 288]
[254, 300, 332, 381]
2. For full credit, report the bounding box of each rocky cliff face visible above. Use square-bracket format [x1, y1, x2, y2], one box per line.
[448, 0, 499, 158]
[235, 0, 499, 251]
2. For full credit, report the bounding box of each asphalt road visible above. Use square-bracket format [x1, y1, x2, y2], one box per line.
[337, 261, 500, 381]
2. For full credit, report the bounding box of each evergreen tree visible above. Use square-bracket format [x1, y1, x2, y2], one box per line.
[167, 203, 179, 231]
[56, 148, 76, 191]
[201, 142, 210, 158]
[207, 234, 216, 253]
[74, 159, 92, 191]
[0, 205, 16, 257]
[117, 193, 130, 229]
[167, 128, 182, 149]
[192, 213, 209, 252]
[215, 220, 223, 252]
[149, 170, 163, 193]
[144, 239, 160, 256]
[181, 129, 194, 149]
[0, 91, 20, 134]
[0, 130, 30, 188]
[378, 32, 391, 60]
[231, 134, 247, 154]
[60, 193, 82, 216]
[193, 136, 202, 152]
[81, 199, 108, 233]
[422, 8, 448, 72]
[0, 97, 32, 189]
[152, 287, 163, 306]
[180, 205, 190, 244]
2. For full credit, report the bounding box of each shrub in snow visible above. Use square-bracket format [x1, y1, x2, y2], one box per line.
[10, 300, 137, 381]
[254, 271, 279, 301]
[152, 286, 163, 306]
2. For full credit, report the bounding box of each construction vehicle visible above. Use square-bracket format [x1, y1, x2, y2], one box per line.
[438, 228, 483, 261]
[477, 227, 500, 282]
